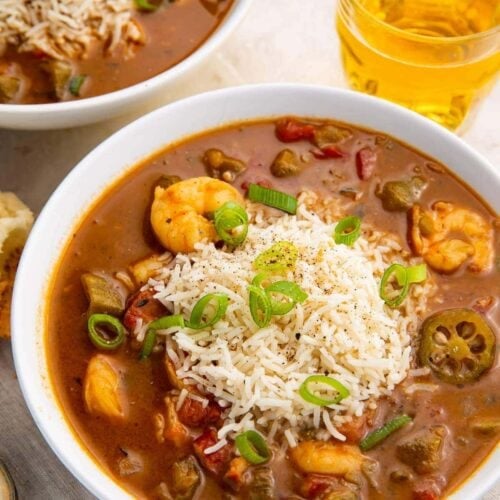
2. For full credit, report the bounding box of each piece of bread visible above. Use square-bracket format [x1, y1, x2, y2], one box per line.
[0, 193, 34, 339]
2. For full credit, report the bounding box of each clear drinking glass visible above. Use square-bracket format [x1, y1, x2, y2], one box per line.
[337, 0, 500, 131]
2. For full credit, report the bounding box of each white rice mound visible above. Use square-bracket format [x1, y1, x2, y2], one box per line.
[0, 0, 143, 60]
[145, 191, 434, 446]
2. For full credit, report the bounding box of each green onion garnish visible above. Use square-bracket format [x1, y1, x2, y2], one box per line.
[299, 375, 350, 406]
[334, 215, 362, 246]
[140, 328, 157, 360]
[251, 272, 270, 288]
[265, 280, 308, 315]
[214, 201, 248, 246]
[149, 315, 186, 331]
[395, 263, 427, 286]
[134, 0, 159, 11]
[248, 184, 298, 214]
[359, 414, 412, 451]
[140, 314, 185, 359]
[235, 430, 271, 465]
[68, 75, 86, 97]
[381, 263, 427, 308]
[380, 263, 410, 308]
[248, 284, 272, 328]
[254, 241, 298, 272]
[88, 313, 126, 350]
[250, 274, 307, 318]
[140, 295, 229, 358]
[187, 293, 229, 330]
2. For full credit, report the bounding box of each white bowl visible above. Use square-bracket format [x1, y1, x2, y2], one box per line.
[0, 0, 252, 130]
[12, 84, 499, 499]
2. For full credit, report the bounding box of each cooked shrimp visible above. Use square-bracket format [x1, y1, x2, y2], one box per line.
[410, 202, 493, 273]
[84, 354, 127, 419]
[150, 177, 244, 254]
[163, 396, 190, 448]
[290, 441, 364, 475]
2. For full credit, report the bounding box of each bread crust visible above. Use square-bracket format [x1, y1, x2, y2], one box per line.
[0, 249, 21, 338]
[0, 193, 34, 339]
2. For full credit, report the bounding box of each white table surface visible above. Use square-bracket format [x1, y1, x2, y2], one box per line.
[0, 0, 498, 498]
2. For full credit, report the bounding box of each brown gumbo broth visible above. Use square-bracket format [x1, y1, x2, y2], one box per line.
[0, 0, 233, 104]
[47, 117, 499, 499]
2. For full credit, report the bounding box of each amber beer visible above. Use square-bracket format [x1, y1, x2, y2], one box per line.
[337, 0, 500, 130]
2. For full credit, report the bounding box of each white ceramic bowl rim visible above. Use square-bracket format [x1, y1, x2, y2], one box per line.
[12, 83, 499, 500]
[0, 0, 252, 119]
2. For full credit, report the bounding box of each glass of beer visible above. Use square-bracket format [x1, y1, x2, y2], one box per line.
[336, 0, 500, 131]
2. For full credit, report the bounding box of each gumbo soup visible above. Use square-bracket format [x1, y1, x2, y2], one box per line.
[0, 0, 233, 104]
[47, 117, 499, 499]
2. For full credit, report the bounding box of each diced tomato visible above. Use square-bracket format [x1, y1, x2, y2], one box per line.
[311, 145, 346, 160]
[299, 474, 350, 499]
[123, 289, 165, 332]
[337, 414, 370, 443]
[275, 118, 316, 143]
[299, 474, 336, 498]
[177, 397, 222, 428]
[193, 427, 233, 476]
[412, 489, 439, 500]
[31, 49, 48, 59]
[356, 147, 378, 180]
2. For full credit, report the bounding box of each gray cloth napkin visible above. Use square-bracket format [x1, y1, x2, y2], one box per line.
[0, 342, 92, 499]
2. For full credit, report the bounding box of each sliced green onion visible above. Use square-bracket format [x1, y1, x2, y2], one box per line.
[68, 75, 86, 96]
[251, 272, 270, 288]
[141, 294, 229, 358]
[248, 284, 272, 328]
[140, 328, 157, 360]
[380, 263, 410, 308]
[251, 274, 308, 316]
[187, 293, 229, 330]
[265, 280, 308, 315]
[134, 0, 159, 11]
[254, 241, 298, 272]
[299, 375, 350, 406]
[252, 272, 289, 312]
[235, 430, 271, 465]
[359, 414, 412, 451]
[214, 201, 249, 246]
[334, 216, 362, 246]
[395, 263, 427, 286]
[248, 184, 298, 214]
[266, 290, 294, 315]
[88, 313, 126, 350]
[266, 280, 308, 303]
[149, 314, 186, 330]
[140, 314, 185, 360]
[382, 263, 427, 308]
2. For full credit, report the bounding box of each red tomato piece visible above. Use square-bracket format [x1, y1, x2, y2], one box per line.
[311, 145, 346, 159]
[356, 147, 378, 180]
[177, 397, 222, 428]
[31, 49, 48, 59]
[275, 118, 316, 143]
[123, 289, 165, 331]
[413, 490, 439, 500]
[193, 427, 233, 476]
[337, 413, 372, 443]
[300, 475, 337, 498]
